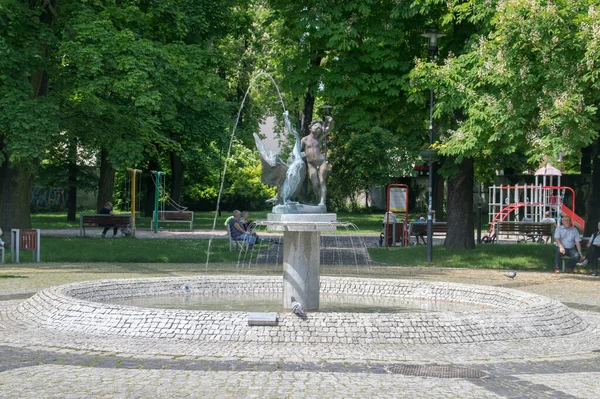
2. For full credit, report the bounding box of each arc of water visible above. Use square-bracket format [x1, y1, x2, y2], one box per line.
[206, 72, 289, 268]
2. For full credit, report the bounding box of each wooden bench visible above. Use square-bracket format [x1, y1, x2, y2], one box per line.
[150, 211, 194, 230]
[408, 222, 448, 245]
[80, 214, 132, 237]
[496, 222, 554, 243]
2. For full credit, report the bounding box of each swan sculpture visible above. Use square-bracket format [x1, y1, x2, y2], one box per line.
[253, 111, 306, 205]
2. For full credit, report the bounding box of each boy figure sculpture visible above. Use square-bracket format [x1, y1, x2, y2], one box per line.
[301, 116, 334, 206]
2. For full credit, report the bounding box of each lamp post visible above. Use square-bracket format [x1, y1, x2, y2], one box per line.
[421, 28, 445, 264]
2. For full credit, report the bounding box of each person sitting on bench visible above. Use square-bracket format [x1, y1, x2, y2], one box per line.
[415, 217, 427, 245]
[98, 201, 119, 238]
[577, 221, 600, 276]
[540, 211, 557, 243]
[553, 215, 583, 273]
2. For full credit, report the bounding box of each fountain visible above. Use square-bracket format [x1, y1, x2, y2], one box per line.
[218, 73, 343, 312]
[254, 112, 338, 311]
[10, 276, 589, 344]
[4, 73, 589, 349]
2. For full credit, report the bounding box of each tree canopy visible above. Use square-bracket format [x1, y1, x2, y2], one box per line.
[1, 0, 599, 243]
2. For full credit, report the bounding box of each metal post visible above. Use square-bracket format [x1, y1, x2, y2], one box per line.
[477, 183, 482, 244]
[128, 168, 142, 236]
[421, 28, 445, 264]
[426, 62, 435, 263]
[151, 171, 165, 234]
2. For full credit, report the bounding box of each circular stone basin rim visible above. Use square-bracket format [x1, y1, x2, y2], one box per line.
[12, 276, 588, 345]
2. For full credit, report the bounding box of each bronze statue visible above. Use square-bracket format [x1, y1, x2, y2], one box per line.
[254, 112, 333, 209]
[253, 111, 306, 205]
[301, 116, 333, 206]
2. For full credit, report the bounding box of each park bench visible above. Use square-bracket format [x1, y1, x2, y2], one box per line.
[150, 210, 194, 230]
[80, 214, 132, 237]
[408, 222, 448, 245]
[496, 222, 555, 243]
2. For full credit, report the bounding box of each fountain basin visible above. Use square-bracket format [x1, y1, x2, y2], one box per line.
[12, 276, 587, 344]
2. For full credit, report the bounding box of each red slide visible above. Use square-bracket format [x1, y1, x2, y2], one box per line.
[561, 205, 585, 232]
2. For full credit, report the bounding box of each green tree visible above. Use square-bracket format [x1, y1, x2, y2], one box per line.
[263, 0, 446, 207]
[411, 0, 599, 247]
[0, 0, 59, 231]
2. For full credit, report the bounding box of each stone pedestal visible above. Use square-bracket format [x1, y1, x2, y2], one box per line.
[266, 213, 337, 312]
[283, 231, 320, 311]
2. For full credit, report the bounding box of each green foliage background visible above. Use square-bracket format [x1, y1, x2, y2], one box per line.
[1, 0, 599, 227]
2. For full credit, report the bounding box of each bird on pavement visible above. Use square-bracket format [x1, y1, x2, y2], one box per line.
[291, 296, 306, 319]
[505, 271, 517, 279]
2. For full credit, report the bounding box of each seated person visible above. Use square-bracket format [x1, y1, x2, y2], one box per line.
[414, 217, 426, 245]
[577, 221, 600, 276]
[380, 212, 398, 246]
[540, 211, 557, 243]
[553, 215, 583, 273]
[228, 210, 256, 246]
[241, 211, 253, 232]
[98, 201, 119, 238]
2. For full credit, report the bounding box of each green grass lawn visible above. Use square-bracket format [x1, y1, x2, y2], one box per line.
[369, 243, 554, 271]
[5, 237, 248, 263]
[1, 233, 554, 271]
[23, 211, 555, 271]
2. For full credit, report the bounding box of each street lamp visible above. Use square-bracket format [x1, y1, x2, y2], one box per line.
[421, 28, 445, 264]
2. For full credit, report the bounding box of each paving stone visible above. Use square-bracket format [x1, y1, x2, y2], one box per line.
[3, 263, 600, 397]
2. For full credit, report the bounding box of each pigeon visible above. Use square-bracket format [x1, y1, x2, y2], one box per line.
[505, 271, 517, 279]
[291, 296, 306, 318]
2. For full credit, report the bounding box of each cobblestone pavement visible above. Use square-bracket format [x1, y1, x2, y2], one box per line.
[2, 260, 600, 397]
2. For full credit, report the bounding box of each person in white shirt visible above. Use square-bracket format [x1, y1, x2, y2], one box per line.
[553, 215, 583, 273]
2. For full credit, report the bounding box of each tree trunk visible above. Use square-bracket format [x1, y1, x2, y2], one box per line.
[66, 139, 77, 221]
[144, 158, 159, 217]
[581, 144, 593, 174]
[433, 163, 445, 221]
[0, 160, 36, 233]
[96, 149, 115, 211]
[444, 158, 475, 249]
[170, 150, 184, 209]
[301, 89, 316, 137]
[584, 136, 600, 236]
[300, 55, 322, 136]
[0, 0, 57, 233]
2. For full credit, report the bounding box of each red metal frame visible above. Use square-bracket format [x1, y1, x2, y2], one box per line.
[489, 185, 583, 232]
